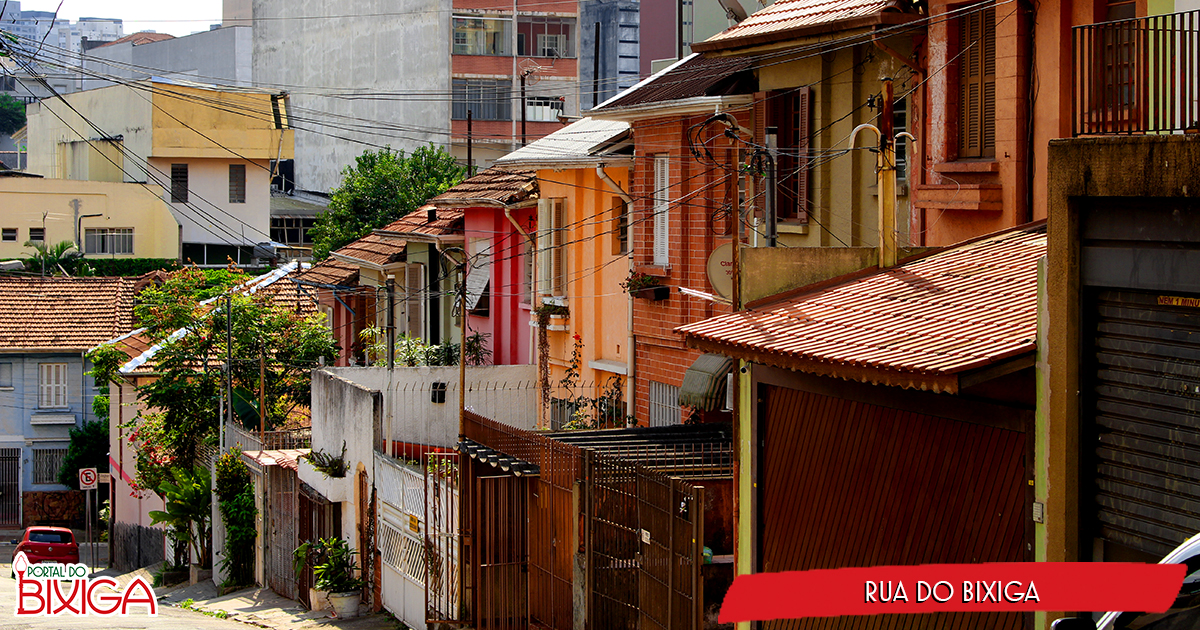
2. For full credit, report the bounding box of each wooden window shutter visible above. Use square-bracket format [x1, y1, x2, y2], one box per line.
[959, 8, 996, 158]
[537, 198, 553, 296]
[653, 155, 670, 266]
[405, 263, 425, 339]
[552, 198, 566, 296]
[794, 86, 810, 223]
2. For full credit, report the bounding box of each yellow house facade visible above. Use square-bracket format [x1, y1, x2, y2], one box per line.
[24, 80, 293, 265]
[0, 174, 179, 260]
[494, 118, 636, 428]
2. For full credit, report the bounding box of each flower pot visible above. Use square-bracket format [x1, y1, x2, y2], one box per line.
[309, 587, 331, 611]
[633, 285, 670, 301]
[328, 591, 361, 618]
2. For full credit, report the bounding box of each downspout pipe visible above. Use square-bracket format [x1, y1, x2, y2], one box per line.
[503, 205, 537, 365]
[596, 164, 636, 423]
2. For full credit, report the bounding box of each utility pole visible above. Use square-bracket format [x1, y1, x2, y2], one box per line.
[466, 110, 474, 177]
[764, 127, 778, 247]
[457, 258, 467, 436]
[259, 347, 266, 442]
[226, 294, 233, 443]
[520, 72, 528, 147]
[879, 78, 897, 268]
[386, 278, 396, 371]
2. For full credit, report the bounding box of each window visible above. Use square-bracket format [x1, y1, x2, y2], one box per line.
[525, 96, 564, 122]
[958, 7, 996, 159]
[648, 380, 682, 427]
[84, 228, 133, 254]
[894, 97, 908, 180]
[229, 164, 246, 203]
[1, 228, 15, 242]
[28, 227, 44, 242]
[652, 155, 670, 267]
[452, 16, 512, 55]
[270, 217, 317, 246]
[538, 198, 567, 297]
[767, 87, 811, 221]
[452, 79, 512, 121]
[466, 237, 491, 316]
[0, 363, 10, 388]
[404, 263, 425, 339]
[33, 449, 67, 484]
[170, 163, 188, 203]
[39, 363, 68, 408]
[516, 17, 575, 58]
[612, 197, 629, 255]
[521, 239, 533, 305]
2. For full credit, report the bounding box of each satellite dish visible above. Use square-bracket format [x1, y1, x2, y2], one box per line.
[718, 0, 749, 22]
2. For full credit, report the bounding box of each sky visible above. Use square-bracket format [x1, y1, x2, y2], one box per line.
[10, 0, 223, 37]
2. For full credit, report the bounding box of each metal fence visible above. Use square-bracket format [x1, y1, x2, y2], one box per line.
[224, 423, 312, 452]
[457, 410, 706, 630]
[1073, 8, 1200, 135]
[425, 451, 461, 626]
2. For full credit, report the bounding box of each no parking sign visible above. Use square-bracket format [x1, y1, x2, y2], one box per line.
[78, 467, 97, 490]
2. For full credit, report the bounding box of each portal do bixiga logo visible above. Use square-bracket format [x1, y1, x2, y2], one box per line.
[12, 551, 157, 616]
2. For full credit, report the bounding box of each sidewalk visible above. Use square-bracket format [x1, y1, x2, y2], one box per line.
[157, 581, 402, 630]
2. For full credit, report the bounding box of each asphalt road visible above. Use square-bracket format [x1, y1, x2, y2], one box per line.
[0, 569, 249, 629]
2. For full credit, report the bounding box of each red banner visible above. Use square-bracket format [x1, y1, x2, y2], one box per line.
[719, 563, 1186, 623]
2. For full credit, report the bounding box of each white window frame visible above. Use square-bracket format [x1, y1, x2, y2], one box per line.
[537, 33, 566, 57]
[652, 155, 670, 267]
[84, 228, 134, 255]
[648, 380, 682, 427]
[39, 363, 68, 409]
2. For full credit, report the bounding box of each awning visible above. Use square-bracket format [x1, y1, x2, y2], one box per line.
[242, 448, 308, 471]
[459, 439, 540, 476]
[678, 353, 735, 411]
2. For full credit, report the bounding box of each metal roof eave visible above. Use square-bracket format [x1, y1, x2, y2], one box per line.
[585, 94, 755, 122]
[493, 155, 637, 170]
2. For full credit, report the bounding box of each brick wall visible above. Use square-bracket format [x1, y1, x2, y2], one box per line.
[629, 114, 734, 424]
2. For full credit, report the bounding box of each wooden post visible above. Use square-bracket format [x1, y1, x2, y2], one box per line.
[879, 78, 897, 268]
[259, 348, 266, 441]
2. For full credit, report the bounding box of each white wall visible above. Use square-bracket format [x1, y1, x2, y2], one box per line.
[250, 0, 451, 192]
[149, 156, 272, 246]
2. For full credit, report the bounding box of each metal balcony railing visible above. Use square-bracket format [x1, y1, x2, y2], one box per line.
[1073, 9, 1200, 136]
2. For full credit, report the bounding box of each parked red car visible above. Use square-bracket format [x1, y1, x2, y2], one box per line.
[11, 526, 79, 570]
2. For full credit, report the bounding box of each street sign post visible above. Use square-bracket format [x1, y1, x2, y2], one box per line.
[79, 468, 97, 573]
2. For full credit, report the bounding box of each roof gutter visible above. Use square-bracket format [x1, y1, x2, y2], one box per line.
[595, 163, 637, 415]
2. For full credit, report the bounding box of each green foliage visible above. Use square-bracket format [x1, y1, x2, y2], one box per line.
[78, 258, 181, 277]
[86, 345, 127, 388]
[219, 486, 257, 587]
[57, 420, 110, 488]
[554, 335, 628, 430]
[214, 448, 251, 503]
[293, 538, 330, 579]
[311, 537, 365, 593]
[359, 327, 490, 367]
[124, 267, 337, 490]
[22, 240, 79, 275]
[303, 441, 347, 478]
[309, 145, 465, 259]
[148, 465, 212, 569]
[91, 385, 110, 421]
[0, 93, 26, 136]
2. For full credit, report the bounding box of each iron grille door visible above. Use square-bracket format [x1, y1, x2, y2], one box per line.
[425, 452, 461, 625]
[474, 474, 528, 630]
[0, 448, 19, 526]
[1088, 289, 1200, 558]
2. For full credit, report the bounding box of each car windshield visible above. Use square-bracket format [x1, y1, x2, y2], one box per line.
[1111, 543, 1200, 630]
[28, 531, 72, 544]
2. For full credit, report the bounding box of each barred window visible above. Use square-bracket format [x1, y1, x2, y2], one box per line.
[170, 163, 188, 203]
[229, 164, 246, 204]
[84, 228, 134, 255]
[33, 448, 67, 484]
[452, 79, 512, 121]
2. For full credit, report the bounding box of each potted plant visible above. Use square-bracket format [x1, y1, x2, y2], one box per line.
[621, 271, 669, 301]
[312, 537, 365, 618]
[294, 539, 331, 612]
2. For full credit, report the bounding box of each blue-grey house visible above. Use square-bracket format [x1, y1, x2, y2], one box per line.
[0, 276, 136, 527]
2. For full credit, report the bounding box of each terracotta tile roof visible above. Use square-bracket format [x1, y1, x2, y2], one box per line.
[95, 31, 175, 48]
[591, 54, 756, 112]
[0, 277, 137, 351]
[294, 259, 359, 286]
[676, 224, 1047, 393]
[377, 205, 465, 237]
[430, 168, 538, 207]
[331, 233, 407, 268]
[694, 0, 918, 52]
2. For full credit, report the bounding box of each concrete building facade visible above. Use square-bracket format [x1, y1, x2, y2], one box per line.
[82, 27, 254, 92]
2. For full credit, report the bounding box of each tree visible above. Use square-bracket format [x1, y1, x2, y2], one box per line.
[0, 94, 25, 136]
[56, 420, 109, 489]
[90, 266, 338, 493]
[309, 145, 465, 259]
[148, 465, 212, 569]
[23, 240, 79, 275]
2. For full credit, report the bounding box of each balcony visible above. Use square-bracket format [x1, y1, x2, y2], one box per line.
[1073, 9, 1200, 136]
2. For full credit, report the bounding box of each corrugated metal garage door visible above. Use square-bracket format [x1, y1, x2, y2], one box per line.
[762, 386, 1025, 630]
[1088, 288, 1200, 558]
